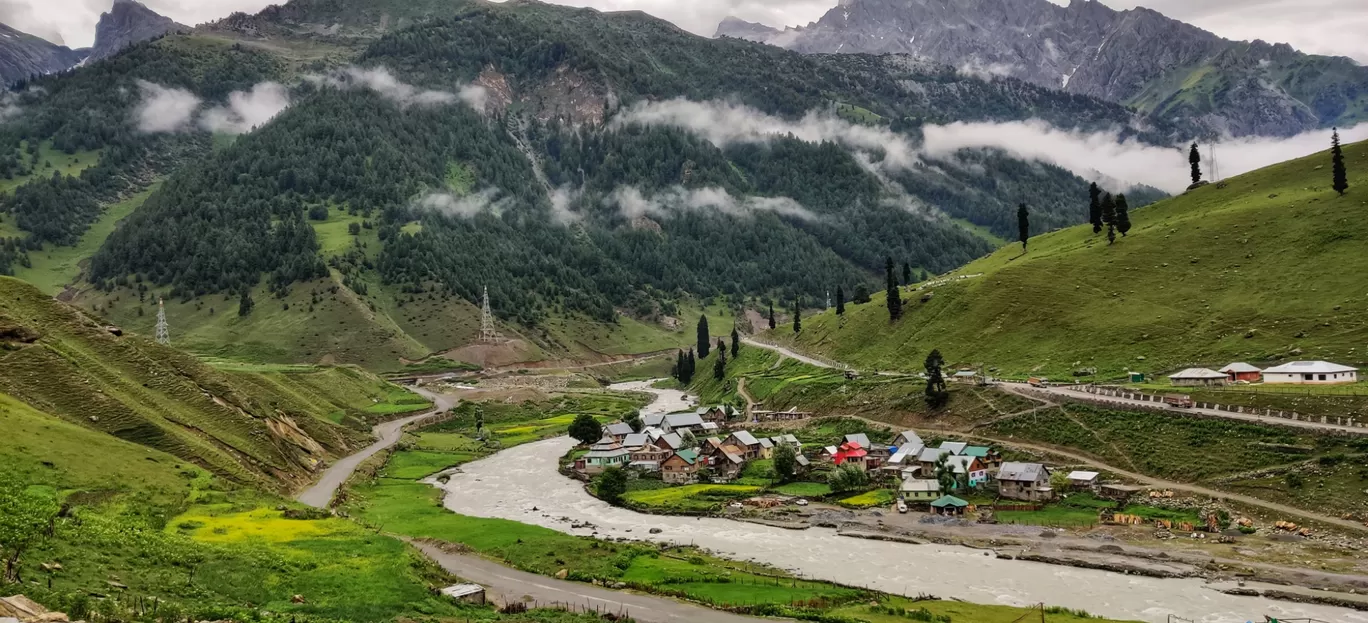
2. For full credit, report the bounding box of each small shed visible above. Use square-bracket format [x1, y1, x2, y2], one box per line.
[1219, 363, 1262, 383]
[1066, 471, 1100, 489]
[1128, 372, 1145, 383]
[1167, 368, 1229, 387]
[1099, 484, 1144, 501]
[439, 584, 486, 605]
[930, 495, 969, 515]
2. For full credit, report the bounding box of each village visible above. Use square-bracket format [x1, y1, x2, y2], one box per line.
[567, 402, 1212, 530]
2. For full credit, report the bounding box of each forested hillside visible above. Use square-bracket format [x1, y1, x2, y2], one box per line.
[782, 139, 1368, 379]
[3, 0, 1173, 370]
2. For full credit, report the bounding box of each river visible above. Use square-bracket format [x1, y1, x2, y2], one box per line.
[427, 381, 1366, 623]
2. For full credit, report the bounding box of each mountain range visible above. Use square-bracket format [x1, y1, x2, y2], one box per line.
[0, 0, 184, 85]
[716, 0, 1368, 138]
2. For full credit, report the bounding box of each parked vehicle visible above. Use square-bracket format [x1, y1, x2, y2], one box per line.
[896, 499, 908, 514]
[1163, 394, 1194, 408]
[1028, 377, 1049, 388]
[796, 499, 809, 506]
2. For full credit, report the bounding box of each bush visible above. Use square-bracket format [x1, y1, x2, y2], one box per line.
[307, 205, 329, 220]
[596, 467, 628, 504]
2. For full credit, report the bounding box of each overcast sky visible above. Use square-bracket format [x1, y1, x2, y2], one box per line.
[3, 0, 1366, 63]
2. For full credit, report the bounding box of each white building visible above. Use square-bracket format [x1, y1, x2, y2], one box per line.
[1262, 361, 1358, 385]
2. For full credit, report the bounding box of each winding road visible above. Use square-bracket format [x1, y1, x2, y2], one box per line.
[296, 386, 457, 508]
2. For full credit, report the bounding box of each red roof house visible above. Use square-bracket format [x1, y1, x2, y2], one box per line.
[832, 441, 868, 470]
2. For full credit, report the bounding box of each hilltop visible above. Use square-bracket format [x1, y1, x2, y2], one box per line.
[782, 138, 1368, 379]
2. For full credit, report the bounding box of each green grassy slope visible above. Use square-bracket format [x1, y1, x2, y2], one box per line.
[788, 139, 1368, 378]
[0, 276, 408, 489]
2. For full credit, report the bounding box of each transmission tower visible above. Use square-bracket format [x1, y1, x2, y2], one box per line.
[825, 290, 831, 309]
[154, 298, 170, 346]
[479, 286, 501, 343]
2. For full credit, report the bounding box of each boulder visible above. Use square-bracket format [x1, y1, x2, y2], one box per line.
[554, 569, 568, 579]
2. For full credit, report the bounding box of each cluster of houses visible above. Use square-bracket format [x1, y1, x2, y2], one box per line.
[1168, 361, 1359, 387]
[574, 411, 1063, 506]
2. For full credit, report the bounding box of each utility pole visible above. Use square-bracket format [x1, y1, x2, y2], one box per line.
[154, 298, 170, 346]
[1209, 143, 1221, 182]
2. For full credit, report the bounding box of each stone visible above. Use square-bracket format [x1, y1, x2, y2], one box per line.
[554, 569, 568, 579]
[649, 528, 663, 534]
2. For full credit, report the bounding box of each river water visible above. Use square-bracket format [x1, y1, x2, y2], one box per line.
[428, 382, 1367, 623]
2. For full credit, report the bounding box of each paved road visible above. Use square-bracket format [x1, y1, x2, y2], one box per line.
[741, 337, 838, 369]
[296, 387, 457, 508]
[1011, 383, 1368, 436]
[413, 541, 775, 623]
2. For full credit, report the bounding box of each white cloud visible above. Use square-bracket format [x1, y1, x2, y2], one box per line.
[199, 81, 290, 134]
[307, 66, 487, 110]
[921, 119, 1368, 194]
[548, 186, 583, 224]
[614, 98, 920, 170]
[0, 92, 23, 122]
[605, 185, 817, 221]
[414, 188, 509, 218]
[133, 80, 201, 133]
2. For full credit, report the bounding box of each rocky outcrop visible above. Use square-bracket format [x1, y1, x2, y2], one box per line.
[716, 0, 1368, 137]
[0, 24, 86, 86]
[88, 0, 188, 63]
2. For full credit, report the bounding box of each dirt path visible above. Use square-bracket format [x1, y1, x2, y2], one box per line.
[296, 388, 457, 508]
[741, 337, 840, 369]
[1027, 383, 1368, 436]
[412, 541, 776, 623]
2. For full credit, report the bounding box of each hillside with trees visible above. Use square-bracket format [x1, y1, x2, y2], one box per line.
[781, 138, 1368, 378]
[3, 0, 1171, 370]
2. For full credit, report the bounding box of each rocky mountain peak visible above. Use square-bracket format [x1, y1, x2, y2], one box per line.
[0, 22, 87, 86]
[713, 0, 1368, 137]
[89, 0, 187, 62]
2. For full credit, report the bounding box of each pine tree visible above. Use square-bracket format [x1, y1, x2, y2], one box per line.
[793, 299, 801, 333]
[238, 290, 254, 316]
[1088, 182, 1103, 234]
[697, 315, 710, 358]
[684, 349, 696, 383]
[924, 349, 949, 409]
[884, 257, 902, 321]
[835, 285, 845, 316]
[1114, 194, 1131, 236]
[714, 340, 727, 380]
[853, 283, 871, 304]
[768, 303, 776, 330]
[902, 262, 911, 286]
[1017, 203, 1030, 251]
[730, 327, 740, 358]
[1332, 128, 1349, 196]
[1189, 143, 1203, 185]
[1101, 193, 1117, 245]
[673, 350, 684, 381]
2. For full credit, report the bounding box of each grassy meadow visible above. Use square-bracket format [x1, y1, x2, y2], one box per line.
[784, 138, 1368, 379]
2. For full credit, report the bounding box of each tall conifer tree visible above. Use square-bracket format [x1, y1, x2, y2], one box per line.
[793, 299, 802, 333]
[1114, 194, 1131, 236]
[768, 303, 776, 330]
[835, 285, 846, 316]
[884, 257, 902, 321]
[1017, 203, 1030, 251]
[1332, 128, 1349, 196]
[1088, 182, 1103, 234]
[697, 315, 710, 358]
[1102, 193, 1117, 245]
[1189, 143, 1203, 184]
[902, 262, 911, 286]
[731, 327, 740, 358]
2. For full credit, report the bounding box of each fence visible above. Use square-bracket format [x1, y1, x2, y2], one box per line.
[1059, 386, 1368, 431]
